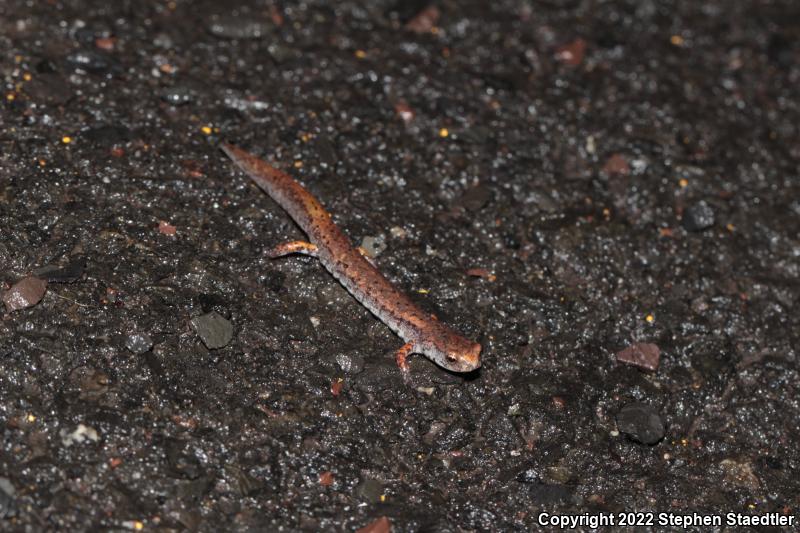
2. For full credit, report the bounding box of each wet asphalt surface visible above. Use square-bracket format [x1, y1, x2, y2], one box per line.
[1, 0, 799, 531]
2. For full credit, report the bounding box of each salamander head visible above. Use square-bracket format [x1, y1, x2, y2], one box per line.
[419, 327, 481, 373]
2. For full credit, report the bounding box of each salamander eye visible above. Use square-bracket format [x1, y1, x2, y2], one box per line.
[445, 354, 457, 363]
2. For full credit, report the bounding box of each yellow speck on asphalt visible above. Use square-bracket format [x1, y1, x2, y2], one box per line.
[355, 49, 366, 59]
[417, 288, 429, 294]
[670, 35, 684, 46]
[645, 314, 655, 323]
[200, 125, 212, 135]
[439, 128, 449, 138]
[679, 178, 689, 188]
[61, 136, 72, 144]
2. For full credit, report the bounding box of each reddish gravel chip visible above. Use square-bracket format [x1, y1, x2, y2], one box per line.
[356, 516, 391, 533]
[616, 342, 660, 372]
[3, 276, 48, 312]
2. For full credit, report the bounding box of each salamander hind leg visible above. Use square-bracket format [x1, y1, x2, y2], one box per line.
[395, 342, 415, 376]
[267, 240, 318, 258]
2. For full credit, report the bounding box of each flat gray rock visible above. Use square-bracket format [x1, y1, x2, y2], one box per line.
[191, 311, 233, 350]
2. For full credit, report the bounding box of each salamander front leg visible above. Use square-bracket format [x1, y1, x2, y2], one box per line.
[395, 342, 414, 376]
[267, 240, 318, 259]
[356, 246, 378, 268]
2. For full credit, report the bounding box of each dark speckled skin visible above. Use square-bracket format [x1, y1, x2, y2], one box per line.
[221, 143, 481, 372]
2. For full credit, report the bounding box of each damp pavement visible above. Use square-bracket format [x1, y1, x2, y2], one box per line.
[1, 1, 798, 531]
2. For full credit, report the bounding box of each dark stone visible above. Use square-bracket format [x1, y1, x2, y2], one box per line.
[527, 483, 574, 505]
[125, 333, 153, 354]
[682, 201, 715, 231]
[33, 258, 86, 283]
[191, 312, 234, 349]
[165, 438, 202, 480]
[515, 468, 540, 483]
[355, 478, 383, 503]
[335, 352, 365, 375]
[457, 184, 493, 212]
[616, 402, 665, 445]
[0, 478, 16, 518]
[160, 86, 196, 106]
[82, 125, 132, 146]
[433, 424, 472, 452]
[66, 50, 121, 75]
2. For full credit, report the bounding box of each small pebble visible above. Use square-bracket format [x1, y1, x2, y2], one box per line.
[59, 423, 100, 446]
[125, 333, 153, 354]
[682, 201, 715, 231]
[433, 424, 471, 452]
[616, 402, 665, 445]
[457, 184, 493, 212]
[405, 5, 440, 33]
[335, 352, 365, 375]
[616, 342, 660, 372]
[160, 86, 195, 106]
[515, 467, 540, 483]
[394, 101, 415, 124]
[555, 38, 587, 66]
[389, 226, 407, 239]
[360, 235, 387, 257]
[602, 153, 630, 176]
[354, 478, 383, 503]
[66, 50, 119, 74]
[191, 311, 234, 349]
[0, 477, 16, 518]
[3, 276, 47, 312]
[719, 459, 761, 490]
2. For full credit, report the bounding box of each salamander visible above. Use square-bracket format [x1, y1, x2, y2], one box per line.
[221, 143, 481, 374]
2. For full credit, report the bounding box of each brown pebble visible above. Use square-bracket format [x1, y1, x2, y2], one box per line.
[394, 100, 415, 124]
[405, 5, 440, 34]
[616, 342, 660, 372]
[94, 37, 116, 51]
[3, 276, 48, 312]
[319, 471, 334, 486]
[555, 38, 586, 66]
[466, 267, 497, 282]
[158, 220, 177, 235]
[357, 516, 391, 533]
[602, 153, 630, 176]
